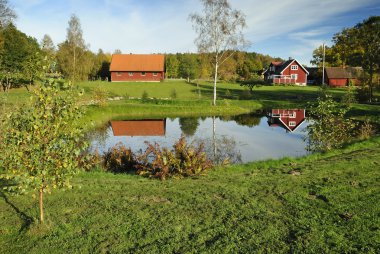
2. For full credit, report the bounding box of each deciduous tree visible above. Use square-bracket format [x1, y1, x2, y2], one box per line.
[56, 14, 88, 83]
[0, 81, 87, 223]
[190, 0, 249, 105]
[0, 0, 16, 27]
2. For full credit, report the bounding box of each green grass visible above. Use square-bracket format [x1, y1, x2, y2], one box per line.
[1, 137, 379, 253]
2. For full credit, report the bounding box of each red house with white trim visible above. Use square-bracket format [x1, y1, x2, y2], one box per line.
[110, 54, 165, 82]
[263, 59, 309, 85]
[267, 109, 306, 132]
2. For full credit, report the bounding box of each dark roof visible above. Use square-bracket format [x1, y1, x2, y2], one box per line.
[110, 54, 165, 72]
[276, 59, 294, 74]
[265, 59, 309, 75]
[325, 67, 363, 79]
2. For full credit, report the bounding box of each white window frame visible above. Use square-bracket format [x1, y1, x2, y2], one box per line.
[291, 65, 298, 70]
[116, 72, 122, 76]
[153, 72, 157, 76]
[128, 72, 133, 76]
[289, 121, 297, 127]
[289, 112, 296, 118]
[141, 72, 146, 76]
[291, 74, 298, 80]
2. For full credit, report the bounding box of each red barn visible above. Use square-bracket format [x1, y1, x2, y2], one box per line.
[325, 67, 362, 87]
[110, 54, 165, 82]
[267, 109, 306, 132]
[263, 59, 309, 85]
[110, 119, 166, 136]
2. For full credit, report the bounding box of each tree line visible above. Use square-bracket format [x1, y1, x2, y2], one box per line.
[165, 52, 283, 82]
[0, 2, 282, 91]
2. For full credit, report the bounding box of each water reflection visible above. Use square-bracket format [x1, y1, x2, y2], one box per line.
[111, 119, 166, 136]
[179, 117, 199, 137]
[88, 111, 309, 164]
[267, 109, 306, 132]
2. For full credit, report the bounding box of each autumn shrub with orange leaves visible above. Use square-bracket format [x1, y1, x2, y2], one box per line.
[99, 137, 213, 179]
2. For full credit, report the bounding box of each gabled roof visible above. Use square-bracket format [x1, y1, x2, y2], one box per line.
[264, 59, 309, 75]
[110, 54, 165, 72]
[325, 67, 363, 79]
[279, 59, 309, 75]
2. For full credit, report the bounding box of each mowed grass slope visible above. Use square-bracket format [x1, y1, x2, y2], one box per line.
[1, 137, 380, 253]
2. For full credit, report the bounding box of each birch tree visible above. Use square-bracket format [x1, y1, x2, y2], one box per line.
[0, 0, 16, 27]
[57, 14, 87, 83]
[190, 0, 248, 105]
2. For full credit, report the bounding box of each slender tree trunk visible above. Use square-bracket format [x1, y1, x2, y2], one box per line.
[213, 62, 218, 106]
[39, 188, 44, 223]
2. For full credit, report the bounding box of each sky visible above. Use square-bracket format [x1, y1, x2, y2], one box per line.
[9, 0, 380, 65]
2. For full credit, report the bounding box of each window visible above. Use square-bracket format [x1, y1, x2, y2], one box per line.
[141, 72, 146, 76]
[289, 112, 296, 118]
[289, 121, 296, 127]
[128, 72, 133, 76]
[291, 74, 298, 80]
[270, 66, 275, 71]
[116, 72, 122, 76]
[291, 65, 298, 70]
[153, 72, 157, 76]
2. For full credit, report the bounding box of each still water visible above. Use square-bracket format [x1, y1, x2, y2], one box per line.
[88, 110, 310, 164]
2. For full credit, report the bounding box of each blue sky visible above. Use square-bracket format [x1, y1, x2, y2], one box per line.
[9, 0, 380, 65]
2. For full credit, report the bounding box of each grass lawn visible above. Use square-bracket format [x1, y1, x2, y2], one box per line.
[1, 79, 380, 253]
[2, 80, 378, 125]
[1, 137, 379, 253]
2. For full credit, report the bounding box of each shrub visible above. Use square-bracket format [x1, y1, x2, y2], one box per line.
[141, 90, 149, 102]
[135, 136, 213, 180]
[103, 143, 138, 173]
[355, 84, 371, 103]
[307, 94, 357, 152]
[357, 119, 375, 140]
[224, 89, 232, 99]
[341, 81, 357, 106]
[239, 89, 252, 100]
[93, 86, 108, 106]
[170, 88, 177, 99]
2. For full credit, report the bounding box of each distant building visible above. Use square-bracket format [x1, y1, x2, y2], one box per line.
[325, 67, 362, 87]
[263, 59, 309, 85]
[267, 109, 306, 132]
[109, 54, 165, 82]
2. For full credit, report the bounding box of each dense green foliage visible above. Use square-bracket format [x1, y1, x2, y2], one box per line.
[0, 23, 43, 91]
[165, 52, 282, 82]
[311, 16, 379, 102]
[0, 81, 88, 222]
[1, 137, 379, 253]
[307, 92, 357, 152]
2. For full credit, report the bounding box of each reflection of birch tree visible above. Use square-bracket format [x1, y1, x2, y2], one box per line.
[195, 117, 242, 165]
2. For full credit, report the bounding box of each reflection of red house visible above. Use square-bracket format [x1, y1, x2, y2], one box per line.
[263, 59, 309, 85]
[111, 119, 166, 136]
[110, 54, 165, 82]
[267, 109, 305, 132]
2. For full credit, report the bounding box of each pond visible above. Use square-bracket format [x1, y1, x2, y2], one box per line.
[88, 109, 310, 164]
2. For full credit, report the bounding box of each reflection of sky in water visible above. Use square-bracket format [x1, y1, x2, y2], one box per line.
[89, 116, 309, 163]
